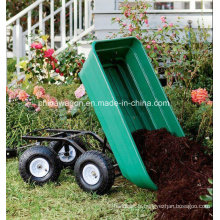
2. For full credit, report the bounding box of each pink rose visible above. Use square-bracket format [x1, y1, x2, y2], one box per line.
[122, 23, 127, 27]
[31, 42, 43, 49]
[158, 28, 162, 31]
[116, 17, 120, 22]
[25, 102, 32, 108]
[136, 35, 142, 40]
[163, 24, 168, 28]
[44, 48, 54, 58]
[160, 16, 166, 23]
[124, 9, 131, 17]
[152, 40, 156, 44]
[146, 45, 151, 49]
[8, 90, 17, 101]
[144, 19, 148, 25]
[33, 86, 45, 99]
[74, 84, 86, 99]
[169, 23, 173, 27]
[140, 13, 144, 19]
[18, 90, 29, 102]
[128, 25, 134, 32]
[35, 43, 43, 49]
[35, 107, 41, 112]
[42, 94, 51, 101]
[46, 97, 58, 109]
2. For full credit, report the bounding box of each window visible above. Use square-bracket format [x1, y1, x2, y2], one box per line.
[205, 1, 213, 9]
[184, 2, 190, 9]
[154, 2, 174, 10]
[195, 1, 203, 9]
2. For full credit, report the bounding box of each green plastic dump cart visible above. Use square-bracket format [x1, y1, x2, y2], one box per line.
[18, 37, 185, 195]
[79, 37, 185, 191]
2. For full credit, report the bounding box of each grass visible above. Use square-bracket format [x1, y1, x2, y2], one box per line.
[7, 158, 156, 220]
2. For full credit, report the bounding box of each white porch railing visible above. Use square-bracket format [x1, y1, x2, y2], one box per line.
[6, 0, 94, 75]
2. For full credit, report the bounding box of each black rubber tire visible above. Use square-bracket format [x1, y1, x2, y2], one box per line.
[49, 137, 86, 168]
[74, 150, 115, 195]
[6, 148, 17, 158]
[19, 146, 61, 185]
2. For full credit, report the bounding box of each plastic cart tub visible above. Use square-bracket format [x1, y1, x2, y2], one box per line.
[79, 37, 185, 190]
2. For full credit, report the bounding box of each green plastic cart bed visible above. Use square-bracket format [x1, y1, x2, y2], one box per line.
[79, 37, 185, 190]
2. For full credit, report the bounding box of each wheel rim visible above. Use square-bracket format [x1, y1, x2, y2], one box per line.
[82, 164, 100, 185]
[29, 158, 50, 177]
[58, 145, 76, 163]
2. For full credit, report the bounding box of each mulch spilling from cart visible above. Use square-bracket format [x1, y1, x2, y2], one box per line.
[132, 128, 213, 220]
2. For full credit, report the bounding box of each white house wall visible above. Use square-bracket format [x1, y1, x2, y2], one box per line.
[93, 11, 212, 41]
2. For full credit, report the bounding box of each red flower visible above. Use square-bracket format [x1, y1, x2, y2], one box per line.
[50, 57, 58, 63]
[81, 59, 85, 63]
[191, 88, 209, 104]
[51, 61, 55, 70]
[32, 103, 37, 108]
[60, 73, 64, 76]
[44, 48, 54, 58]
[35, 43, 43, 49]
[55, 68, 60, 73]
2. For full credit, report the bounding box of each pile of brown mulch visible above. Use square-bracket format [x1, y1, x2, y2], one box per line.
[132, 129, 213, 220]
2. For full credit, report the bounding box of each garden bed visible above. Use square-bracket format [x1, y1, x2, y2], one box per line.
[132, 128, 213, 220]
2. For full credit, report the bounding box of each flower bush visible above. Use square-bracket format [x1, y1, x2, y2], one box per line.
[7, 83, 87, 117]
[111, 0, 213, 93]
[20, 35, 85, 84]
[6, 83, 101, 149]
[165, 86, 213, 153]
[56, 44, 85, 84]
[7, 87, 40, 112]
[110, 0, 213, 153]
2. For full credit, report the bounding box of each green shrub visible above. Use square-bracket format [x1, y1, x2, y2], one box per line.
[165, 86, 213, 153]
[7, 58, 16, 84]
[6, 83, 102, 149]
[57, 44, 85, 84]
[111, 0, 213, 93]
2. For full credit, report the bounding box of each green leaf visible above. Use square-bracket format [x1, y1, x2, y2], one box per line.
[207, 188, 213, 196]
[208, 201, 213, 208]
[208, 178, 213, 184]
[60, 66, 66, 72]
[80, 95, 88, 101]
[71, 106, 79, 116]
[200, 195, 212, 202]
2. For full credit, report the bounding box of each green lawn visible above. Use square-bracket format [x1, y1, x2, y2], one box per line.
[7, 159, 156, 220]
